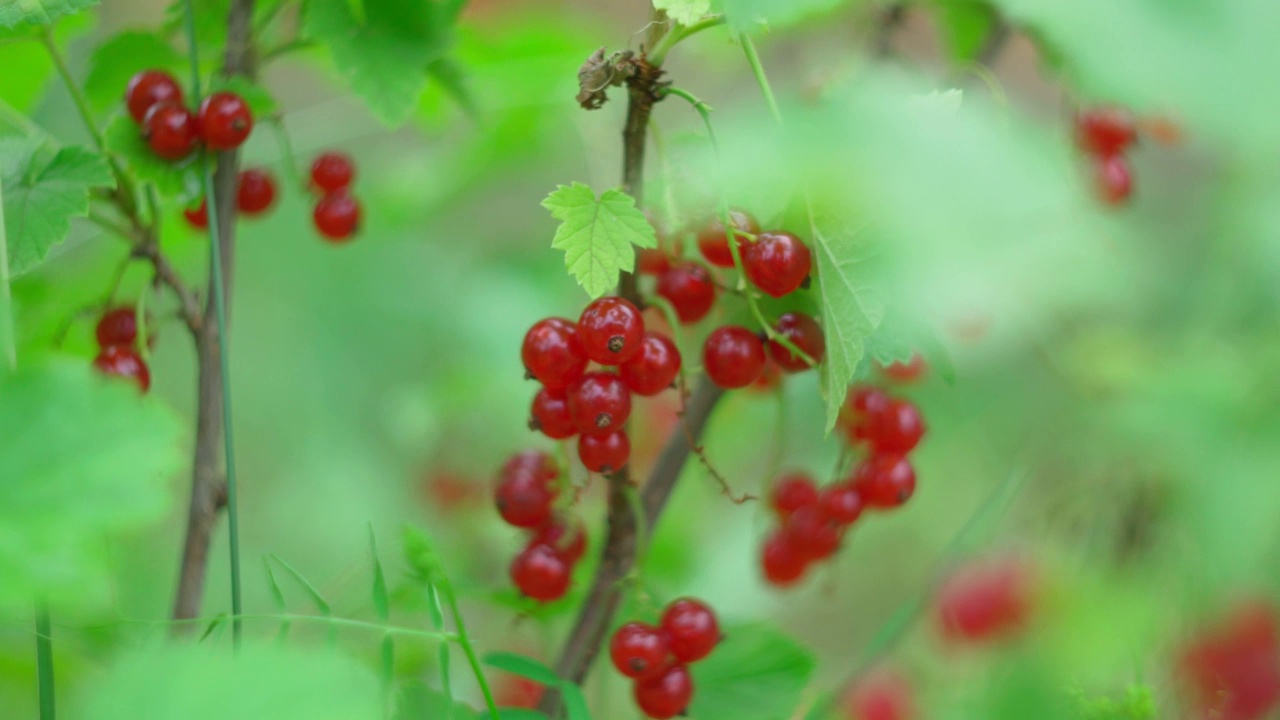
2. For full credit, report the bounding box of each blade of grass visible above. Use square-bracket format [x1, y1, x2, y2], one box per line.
[35, 601, 54, 720]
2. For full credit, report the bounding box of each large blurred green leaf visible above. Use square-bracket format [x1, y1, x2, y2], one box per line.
[715, 0, 854, 33]
[688, 624, 815, 720]
[542, 182, 657, 299]
[83, 31, 184, 113]
[933, 0, 998, 63]
[0, 0, 97, 29]
[0, 359, 181, 615]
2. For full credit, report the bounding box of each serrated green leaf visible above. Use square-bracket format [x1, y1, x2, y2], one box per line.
[103, 114, 201, 200]
[0, 0, 98, 29]
[210, 75, 278, 117]
[541, 182, 657, 299]
[269, 554, 333, 615]
[1, 138, 114, 276]
[559, 682, 591, 720]
[688, 624, 816, 720]
[83, 31, 184, 113]
[0, 358, 182, 615]
[655, 0, 712, 26]
[305, 0, 452, 124]
[934, 0, 998, 64]
[482, 652, 561, 687]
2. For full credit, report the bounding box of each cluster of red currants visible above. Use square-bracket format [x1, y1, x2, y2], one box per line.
[308, 151, 362, 242]
[523, 296, 681, 474]
[125, 70, 253, 162]
[493, 451, 588, 602]
[609, 598, 721, 719]
[91, 306, 152, 392]
[1075, 106, 1139, 207]
[760, 379, 927, 587]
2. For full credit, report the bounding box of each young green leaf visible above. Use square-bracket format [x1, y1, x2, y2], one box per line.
[558, 682, 591, 720]
[0, 0, 99, 29]
[262, 556, 291, 642]
[83, 31, 184, 112]
[482, 652, 561, 687]
[103, 115, 201, 200]
[0, 138, 114, 276]
[655, 0, 712, 26]
[541, 182, 657, 299]
[368, 525, 390, 622]
[688, 624, 816, 720]
[268, 554, 333, 615]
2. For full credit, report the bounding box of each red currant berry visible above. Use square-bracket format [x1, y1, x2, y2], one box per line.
[750, 357, 782, 392]
[510, 543, 571, 602]
[703, 326, 766, 389]
[95, 307, 139, 348]
[661, 598, 720, 663]
[577, 297, 645, 365]
[1074, 107, 1136, 157]
[494, 453, 559, 528]
[1178, 601, 1280, 720]
[197, 91, 253, 150]
[637, 248, 672, 276]
[501, 450, 559, 481]
[863, 399, 925, 455]
[768, 312, 825, 373]
[610, 622, 672, 680]
[783, 504, 842, 560]
[655, 261, 717, 324]
[567, 372, 632, 435]
[310, 151, 356, 192]
[761, 531, 809, 587]
[843, 667, 916, 720]
[743, 231, 811, 298]
[619, 333, 681, 396]
[235, 168, 276, 215]
[769, 472, 819, 520]
[577, 430, 630, 474]
[183, 198, 208, 229]
[838, 385, 891, 444]
[313, 190, 361, 241]
[852, 455, 916, 509]
[92, 346, 151, 392]
[936, 557, 1033, 645]
[125, 70, 183, 124]
[529, 387, 576, 439]
[1094, 153, 1133, 206]
[819, 482, 865, 525]
[634, 664, 693, 720]
[142, 103, 199, 161]
[528, 519, 587, 564]
[697, 208, 757, 268]
[879, 353, 926, 383]
[522, 318, 588, 390]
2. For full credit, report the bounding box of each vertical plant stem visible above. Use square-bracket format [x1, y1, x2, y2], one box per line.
[40, 31, 105, 150]
[0, 178, 14, 371]
[438, 586, 501, 720]
[35, 601, 54, 720]
[740, 37, 785, 128]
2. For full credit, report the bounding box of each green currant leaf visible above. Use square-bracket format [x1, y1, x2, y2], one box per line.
[103, 114, 202, 201]
[932, 0, 998, 64]
[83, 31, 184, 113]
[688, 624, 816, 720]
[0, 0, 98, 29]
[655, 0, 712, 26]
[0, 358, 182, 616]
[482, 651, 562, 687]
[863, 304, 956, 384]
[0, 138, 114, 277]
[559, 682, 591, 720]
[541, 182, 657, 299]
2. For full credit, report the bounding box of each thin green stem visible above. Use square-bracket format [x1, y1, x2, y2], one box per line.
[181, 0, 244, 649]
[0, 175, 14, 372]
[266, 116, 304, 190]
[40, 31, 105, 151]
[96, 613, 457, 641]
[259, 38, 318, 63]
[438, 585, 502, 720]
[88, 211, 139, 242]
[740, 36, 784, 128]
[35, 601, 54, 720]
[649, 14, 726, 66]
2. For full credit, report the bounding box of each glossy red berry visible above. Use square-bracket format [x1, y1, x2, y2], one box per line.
[1094, 154, 1133, 206]
[936, 557, 1033, 645]
[843, 667, 917, 720]
[510, 543, 571, 602]
[637, 248, 672, 276]
[310, 151, 355, 192]
[1075, 107, 1137, 157]
[697, 208, 757, 268]
[863, 400, 925, 455]
[577, 430, 630, 474]
[183, 199, 208, 229]
[95, 307, 139, 348]
[610, 622, 672, 680]
[494, 453, 559, 528]
[125, 70, 183, 124]
[743, 231, 811, 298]
[92, 346, 151, 392]
[197, 92, 253, 150]
[634, 664, 693, 720]
[528, 519, 587, 564]
[784, 504, 842, 560]
[839, 385, 891, 444]
[768, 313, 825, 373]
[313, 190, 361, 241]
[820, 482, 865, 525]
[761, 531, 809, 587]
[619, 334, 681, 396]
[567, 372, 632, 435]
[529, 387, 576, 439]
[661, 598, 720, 663]
[522, 318, 588, 390]
[879, 354, 927, 383]
[655, 261, 717, 324]
[703, 326, 766, 389]
[852, 455, 916, 509]
[237, 168, 276, 215]
[1178, 601, 1280, 720]
[142, 103, 199, 161]
[577, 297, 645, 365]
[769, 472, 819, 520]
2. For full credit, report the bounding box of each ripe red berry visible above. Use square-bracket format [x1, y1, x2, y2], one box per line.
[125, 70, 183, 124]
[92, 345, 151, 392]
[655, 261, 717, 324]
[743, 231, 811, 298]
[577, 430, 630, 474]
[95, 307, 139, 348]
[703, 326, 766, 389]
[577, 297, 645, 365]
[637, 248, 672, 276]
[610, 622, 672, 680]
[768, 312, 825, 373]
[879, 354, 927, 383]
[936, 557, 1033, 645]
[750, 357, 782, 392]
[661, 598, 720, 663]
[197, 91, 253, 150]
[510, 543, 572, 602]
[761, 531, 809, 587]
[619, 334, 681, 396]
[529, 387, 576, 439]
[502, 449, 559, 480]
[769, 472, 819, 520]
[819, 482, 865, 525]
[567, 372, 632, 435]
[310, 151, 356, 192]
[697, 208, 757, 268]
[1074, 107, 1136, 157]
[494, 453, 559, 528]
[852, 455, 916, 509]
[528, 519, 587, 564]
[1094, 153, 1133, 206]
[142, 103, 199, 161]
[183, 199, 208, 229]
[783, 504, 842, 560]
[843, 667, 916, 720]
[237, 168, 276, 215]
[862, 400, 925, 455]
[839, 385, 891, 444]
[313, 190, 361, 241]
[634, 664, 694, 720]
[522, 318, 588, 390]
[1178, 601, 1280, 720]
